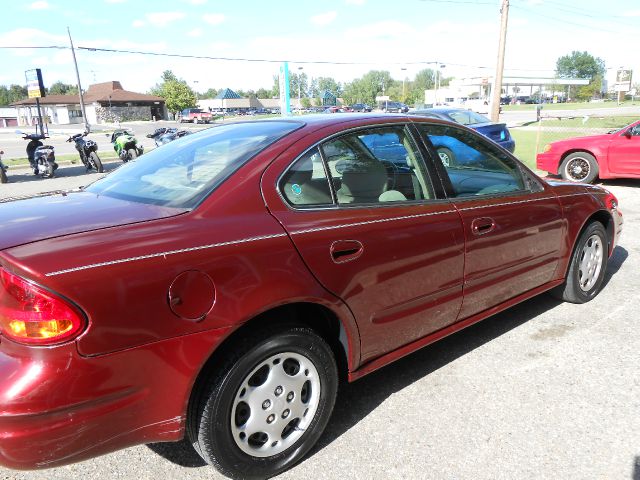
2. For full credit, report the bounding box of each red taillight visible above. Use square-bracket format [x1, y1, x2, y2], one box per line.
[0, 268, 85, 345]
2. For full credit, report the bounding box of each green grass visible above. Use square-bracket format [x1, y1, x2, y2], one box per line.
[502, 100, 639, 112]
[527, 116, 638, 129]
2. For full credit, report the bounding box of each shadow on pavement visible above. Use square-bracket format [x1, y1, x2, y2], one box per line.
[3, 160, 120, 184]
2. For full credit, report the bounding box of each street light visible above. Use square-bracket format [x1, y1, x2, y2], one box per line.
[401, 67, 407, 102]
[297, 66, 303, 113]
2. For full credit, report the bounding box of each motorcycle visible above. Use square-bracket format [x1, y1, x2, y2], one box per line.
[67, 132, 103, 173]
[146, 127, 192, 146]
[0, 150, 7, 184]
[23, 133, 58, 178]
[109, 129, 143, 162]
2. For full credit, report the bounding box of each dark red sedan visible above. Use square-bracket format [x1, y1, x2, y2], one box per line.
[0, 114, 623, 479]
[537, 119, 640, 183]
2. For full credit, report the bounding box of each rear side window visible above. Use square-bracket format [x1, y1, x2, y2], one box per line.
[279, 148, 333, 207]
[322, 126, 433, 204]
[415, 124, 525, 197]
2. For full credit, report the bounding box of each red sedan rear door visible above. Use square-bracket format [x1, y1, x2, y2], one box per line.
[262, 124, 465, 364]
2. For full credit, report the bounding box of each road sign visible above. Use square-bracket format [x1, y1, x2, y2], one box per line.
[25, 69, 46, 98]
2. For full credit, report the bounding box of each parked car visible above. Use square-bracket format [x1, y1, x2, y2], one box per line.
[0, 114, 623, 479]
[537, 119, 640, 183]
[381, 101, 409, 113]
[323, 106, 346, 113]
[410, 107, 515, 153]
[350, 103, 372, 112]
[179, 108, 214, 124]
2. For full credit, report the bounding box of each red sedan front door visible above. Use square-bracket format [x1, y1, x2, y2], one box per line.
[263, 124, 465, 364]
[607, 123, 640, 175]
[414, 123, 564, 320]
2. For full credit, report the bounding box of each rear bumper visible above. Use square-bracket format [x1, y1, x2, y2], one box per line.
[0, 328, 230, 470]
[536, 152, 560, 174]
[501, 139, 515, 153]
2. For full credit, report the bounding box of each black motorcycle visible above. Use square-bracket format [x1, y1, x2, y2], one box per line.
[0, 149, 7, 184]
[67, 132, 103, 173]
[146, 127, 192, 146]
[23, 133, 57, 178]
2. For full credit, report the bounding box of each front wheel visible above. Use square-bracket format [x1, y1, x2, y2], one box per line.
[127, 148, 138, 160]
[89, 152, 104, 173]
[436, 147, 455, 167]
[560, 152, 599, 183]
[189, 326, 338, 479]
[46, 162, 55, 178]
[0, 167, 7, 184]
[552, 222, 608, 303]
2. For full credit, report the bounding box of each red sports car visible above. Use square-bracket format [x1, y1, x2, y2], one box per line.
[536, 119, 640, 183]
[0, 114, 623, 478]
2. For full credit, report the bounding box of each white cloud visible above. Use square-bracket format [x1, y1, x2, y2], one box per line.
[189, 0, 207, 4]
[311, 11, 337, 26]
[624, 9, 640, 17]
[346, 0, 366, 5]
[104, 0, 126, 3]
[132, 20, 145, 28]
[188, 28, 203, 37]
[203, 13, 225, 25]
[526, 0, 543, 5]
[145, 12, 186, 27]
[29, 1, 49, 9]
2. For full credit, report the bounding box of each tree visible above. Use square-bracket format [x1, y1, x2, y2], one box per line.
[556, 51, 605, 79]
[316, 77, 342, 97]
[556, 51, 605, 101]
[150, 70, 197, 113]
[199, 88, 218, 99]
[342, 70, 395, 106]
[255, 88, 272, 99]
[48, 81, 78, 96]
[0, 84, 28, 105]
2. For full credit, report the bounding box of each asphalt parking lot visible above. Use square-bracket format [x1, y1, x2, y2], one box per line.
[0, 176, 638, 479]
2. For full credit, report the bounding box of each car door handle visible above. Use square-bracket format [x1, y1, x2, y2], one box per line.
[471, 217, 496, 236]
[330, 240, 364, 264]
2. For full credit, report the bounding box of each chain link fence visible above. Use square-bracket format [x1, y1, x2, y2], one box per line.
[512, 113, 638, 169]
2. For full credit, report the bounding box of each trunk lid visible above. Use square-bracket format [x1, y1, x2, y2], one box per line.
[0, 190, 187, 251]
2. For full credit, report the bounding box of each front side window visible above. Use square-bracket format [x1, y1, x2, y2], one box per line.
[87, 121, 301, 208]
[416, 124, 525, 197]
[321, 126, 433, 205]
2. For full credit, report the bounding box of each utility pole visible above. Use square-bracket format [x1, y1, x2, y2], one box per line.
[490, 0, 509, 122]
[67, 27, 90, 132]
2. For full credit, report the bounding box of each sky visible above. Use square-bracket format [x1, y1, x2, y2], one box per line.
[0, 0, 638, 95]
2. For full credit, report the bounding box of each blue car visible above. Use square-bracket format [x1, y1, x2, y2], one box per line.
[410, 107, 515, 153]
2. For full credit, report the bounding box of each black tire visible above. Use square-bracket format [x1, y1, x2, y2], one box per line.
[552, 222, 608, 303]
[46, 162, 55, 178]
[89, 152, 104, 173]
[436, 147, 455, 167]
[560, 151, 599, 183]
[188, 326, 338, 480]
[0, 167, 7, 184]
[127, 148, 138, 160]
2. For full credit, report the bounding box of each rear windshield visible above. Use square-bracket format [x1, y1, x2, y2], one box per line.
[446, 110, 491, 125]
[86, 121, 300, 208]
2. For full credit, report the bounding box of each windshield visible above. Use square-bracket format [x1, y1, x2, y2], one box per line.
[446, 110, 491, 125]
[87, 121, 301, 208]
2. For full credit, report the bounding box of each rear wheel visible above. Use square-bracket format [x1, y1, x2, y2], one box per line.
[188, 326, 338, 479]
[560, 152, 599, 183]
[46, 162, 55, 178]
[89, 152, 104, 173]
[0, 167, 7, 184]
[552, 222, 608, 303]
[127, 148, 138, 160]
